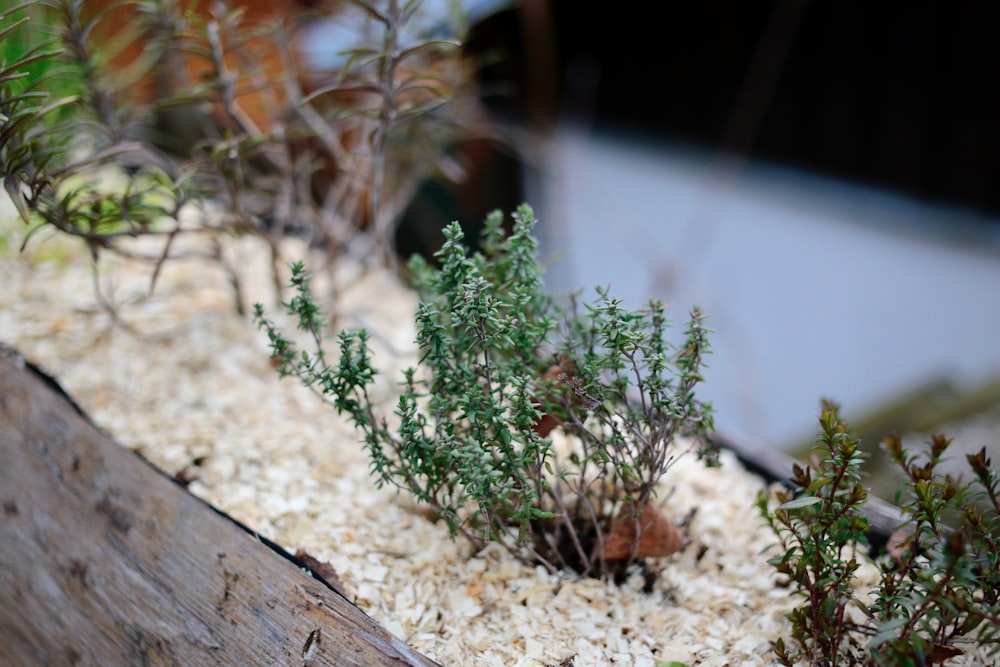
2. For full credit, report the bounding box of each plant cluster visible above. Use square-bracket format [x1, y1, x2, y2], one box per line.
[255, 204, 716, 579]
[2, 0, 483, 311]
[758, 400, 1000, 666]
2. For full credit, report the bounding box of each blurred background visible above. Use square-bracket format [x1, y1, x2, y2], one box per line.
[411, 0, 1000, 489]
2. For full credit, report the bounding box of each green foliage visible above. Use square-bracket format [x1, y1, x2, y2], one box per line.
[758, 400, 1000, 666]
[0, 2, 80, 107]
[1, 2, 78, 226]
[255, 205, 716, 579]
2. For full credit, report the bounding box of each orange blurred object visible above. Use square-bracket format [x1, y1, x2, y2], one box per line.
[90, 0, 309, 132]
[598, 502, 685, 561]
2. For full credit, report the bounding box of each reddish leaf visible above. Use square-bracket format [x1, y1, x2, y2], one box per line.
[599, 502, 684, 560]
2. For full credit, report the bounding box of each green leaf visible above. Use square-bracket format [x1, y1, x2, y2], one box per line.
[777, 495, 823, 510]
[3, 174, 30, 223]
[866, 617, 908, 648]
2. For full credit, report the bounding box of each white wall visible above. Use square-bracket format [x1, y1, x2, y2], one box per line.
[535, 126, 1000, 448]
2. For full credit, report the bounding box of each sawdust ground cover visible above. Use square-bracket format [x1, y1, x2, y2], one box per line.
[5, 228, 990, 666]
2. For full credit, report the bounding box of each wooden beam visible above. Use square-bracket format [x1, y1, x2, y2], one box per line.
[0, 344, 440, 667]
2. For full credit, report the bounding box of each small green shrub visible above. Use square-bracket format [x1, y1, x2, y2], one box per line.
[255, 204, 716, 579]
[758, 400, 1000, 666]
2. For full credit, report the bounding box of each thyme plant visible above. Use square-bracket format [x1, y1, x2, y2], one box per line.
[758, 400, 1000, 666]
[255, 205, 716, 579]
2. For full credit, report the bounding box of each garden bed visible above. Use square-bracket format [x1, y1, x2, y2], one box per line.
[1, 231, 990, 666]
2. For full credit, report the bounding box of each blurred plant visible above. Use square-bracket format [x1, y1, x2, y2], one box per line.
[0, 2, 81, 112]
[1, 0, 487, 313]
[255, 205, 716, 579]
[757, 400, 1000, 666]
[1, 2, 80, 225]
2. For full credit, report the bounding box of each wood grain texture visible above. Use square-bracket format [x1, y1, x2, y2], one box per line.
[0, 344, 440, 667]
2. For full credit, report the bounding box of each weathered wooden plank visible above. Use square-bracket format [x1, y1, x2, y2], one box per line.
[0, 344, 440, 667]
